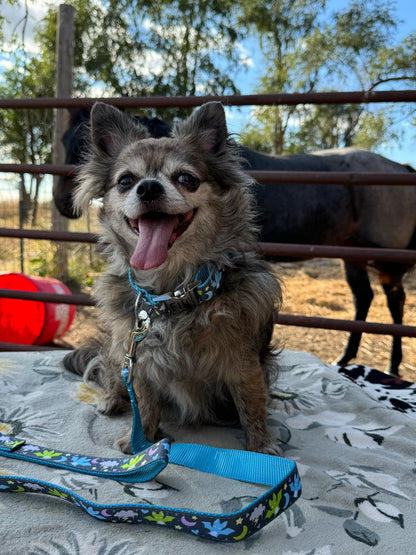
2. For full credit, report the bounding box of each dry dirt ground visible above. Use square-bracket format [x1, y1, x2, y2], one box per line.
[64, 259, 416, 383]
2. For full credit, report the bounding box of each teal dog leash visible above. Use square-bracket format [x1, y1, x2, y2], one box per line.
[0, 287, 301, 542]
[0, 367, 301, 542]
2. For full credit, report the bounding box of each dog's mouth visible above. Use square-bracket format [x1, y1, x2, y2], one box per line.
[128, 209, 197, 270]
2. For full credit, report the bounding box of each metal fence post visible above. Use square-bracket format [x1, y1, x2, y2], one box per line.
[51, 4, 75, 282]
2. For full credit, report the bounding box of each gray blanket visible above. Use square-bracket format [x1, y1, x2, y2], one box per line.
[0, 349, 415, 554]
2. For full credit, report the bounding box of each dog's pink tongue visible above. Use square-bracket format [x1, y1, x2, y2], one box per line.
[130, 215, 176, 270]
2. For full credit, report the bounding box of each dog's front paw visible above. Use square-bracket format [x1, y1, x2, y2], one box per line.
[97, 393, 129, 415]
[113, 428, 168, 454]
[114, 430, 132, 454]
[258, 441, 284, 457]
[247, 436, 284, 457]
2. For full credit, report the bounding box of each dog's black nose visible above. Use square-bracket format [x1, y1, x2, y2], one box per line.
[136, 179, 164, 201]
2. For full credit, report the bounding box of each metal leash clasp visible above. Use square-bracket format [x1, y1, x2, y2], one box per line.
[123, 294, 150, 383]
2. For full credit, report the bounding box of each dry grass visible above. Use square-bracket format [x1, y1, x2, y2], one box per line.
[273, 259, 416, 382]
[0, 201, 102, 284]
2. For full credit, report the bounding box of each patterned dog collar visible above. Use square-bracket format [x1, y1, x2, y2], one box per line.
[128, 263, 224, 315]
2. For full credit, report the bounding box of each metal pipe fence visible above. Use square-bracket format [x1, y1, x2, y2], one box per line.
[1, 91, 416, 351]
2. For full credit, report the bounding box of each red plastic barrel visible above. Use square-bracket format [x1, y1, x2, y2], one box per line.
[0, 273, 76, 345]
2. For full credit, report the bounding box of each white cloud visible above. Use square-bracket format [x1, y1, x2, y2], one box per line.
[0, 58, 14, 71]
[2, 0, 62, 52]
[236, 42, 254, 69]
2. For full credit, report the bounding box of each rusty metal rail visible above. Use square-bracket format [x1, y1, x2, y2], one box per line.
[1, 90, 416, 109]
[1, 227, 416, 263]
[0, 342, 66, 352]
[0, 163, 73, 176]
[251, 172, 416, 185]
[0, 228, 99, 243]
[0, 288, 93, 306]
[2, 163, 416, 186]
[0, 281, 415, 338]
[259, 243, 416, 264]
[277, 314, 416, 337]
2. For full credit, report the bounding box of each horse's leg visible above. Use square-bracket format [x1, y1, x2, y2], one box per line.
[336, 261, 374, 366]
[379, 272, 406, 376]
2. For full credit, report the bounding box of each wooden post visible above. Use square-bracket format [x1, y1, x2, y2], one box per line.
[51, 4, 75, 282]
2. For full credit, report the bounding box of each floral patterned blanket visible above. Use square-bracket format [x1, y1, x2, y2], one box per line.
[0, 349, 415, 554]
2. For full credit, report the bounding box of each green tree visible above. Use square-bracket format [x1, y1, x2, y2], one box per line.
[239, 0, 416, 154]
[36, 0, 244, 119]
[0, 40, 54, 224]
[238, 0, 326, 154]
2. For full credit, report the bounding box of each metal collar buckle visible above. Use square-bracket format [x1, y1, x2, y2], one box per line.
[163, 281, 201, 312]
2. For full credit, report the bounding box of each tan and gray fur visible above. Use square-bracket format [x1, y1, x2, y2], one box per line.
[63, 101, 282, 455]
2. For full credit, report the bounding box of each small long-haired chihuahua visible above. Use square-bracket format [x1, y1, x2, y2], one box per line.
[63, 101, 282, 455]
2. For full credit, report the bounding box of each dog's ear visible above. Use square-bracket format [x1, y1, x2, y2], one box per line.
[173, 102, 228, 154]
[90, 102, 150, 157]
[73, 104, 151, 215]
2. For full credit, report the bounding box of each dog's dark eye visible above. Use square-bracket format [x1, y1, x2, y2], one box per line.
[175, 173, 200, 192]
[117, 173, 137, 192]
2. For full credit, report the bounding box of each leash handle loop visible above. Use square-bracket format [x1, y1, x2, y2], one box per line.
[1, 466, 300, 542]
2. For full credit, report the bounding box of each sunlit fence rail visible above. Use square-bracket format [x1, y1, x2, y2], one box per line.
[1, 90, 416, 351]
[1, 89, 416, 109]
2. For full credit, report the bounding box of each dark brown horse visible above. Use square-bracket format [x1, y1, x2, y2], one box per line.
[54, 108, 416, 375]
